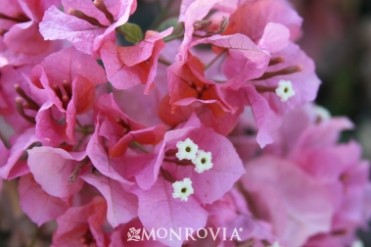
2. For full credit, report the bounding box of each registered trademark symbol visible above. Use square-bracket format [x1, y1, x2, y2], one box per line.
[239, 227, 243, 232]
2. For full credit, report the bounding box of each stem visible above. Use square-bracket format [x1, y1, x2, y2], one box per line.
[164, 32, 184, 42]
[268, 56, 284, 66]
[15, 98, 36, 124]
[14, 85, 39, 110]
[69, 158, 90, 182]
[205, 50, 226, 70]
[129, 141, 150, 153]
[254, 65, 302, 81]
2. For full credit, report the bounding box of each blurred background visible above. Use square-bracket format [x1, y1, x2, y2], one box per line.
[291, 0, 371, 157]
[292, 0, 371, 244]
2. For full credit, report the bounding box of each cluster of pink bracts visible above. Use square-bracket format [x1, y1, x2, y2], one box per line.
[0, 0, 370, 246]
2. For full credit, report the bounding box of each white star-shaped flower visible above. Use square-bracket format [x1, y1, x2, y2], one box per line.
[275, 80, 295, 102]
[175, 138, 199, 160]
[172, 178, 194, 202]
[192, 150, 213, 174]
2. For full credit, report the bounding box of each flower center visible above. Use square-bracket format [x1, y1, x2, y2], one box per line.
[52, 81, 72, 110]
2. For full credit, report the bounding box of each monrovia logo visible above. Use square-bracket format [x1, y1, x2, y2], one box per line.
[127, 227, 141, 241]
[127, 227, 243, 242]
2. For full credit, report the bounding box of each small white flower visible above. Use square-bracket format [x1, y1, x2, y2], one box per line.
[192, 150, 213, 173]
[275, 80, 295, 102]
[351, 240, 364, 247]
[175, 138, 199, 160]
[172, 178, 194, 202]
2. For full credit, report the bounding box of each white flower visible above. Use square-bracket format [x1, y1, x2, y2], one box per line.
[352, 240, 364, 247]
[175, 138, 199, 160]
[275, 80, 295, 102]
[172, 178, 194, 202]
[192, 150, 213, 173]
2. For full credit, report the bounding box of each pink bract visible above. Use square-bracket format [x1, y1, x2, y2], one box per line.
[39, 0, 137, 55]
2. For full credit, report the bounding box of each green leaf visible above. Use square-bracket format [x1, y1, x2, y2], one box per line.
[118, 22, 144, 44]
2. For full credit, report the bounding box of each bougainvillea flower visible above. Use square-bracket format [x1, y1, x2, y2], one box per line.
[40, 0, 137, 54]
[27, 145, 138, 229]
[27, 146, 85, 198]
[0, 128, 38, 179]
[167, 54, 232, 115]
[204, 190, 277, 245]
[29, 47, 106, 145]
[249, 106, 371, 247]
[277, 108, 371, 246]
[0, 65, 36, 132]
[258, 23, 291, 54]
[0, 0, 369, 246]
[97, 94, 166, 156]
[81, 172, 138, 228]
[135, 176, 208, 247]
[52, 197, 109, 247]
[191, 33, 270, 87]
[241, 156, 338, 247]
[0, 0, 60, 66]
[18, 174, 69, 226]
[135, 116, 244, 196]
[245, 41, 321, 147]
[226, 0, 302, 42]
[86, 94, 166, 182]
[101, 27, 172, 93]
[112, 81, 167, 126]
[177, 0, 223, 60]
[132, 117, 244, 246]
[303, 234, 355, 247]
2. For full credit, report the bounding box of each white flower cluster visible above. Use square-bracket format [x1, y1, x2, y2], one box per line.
[172, 138, 214, 202]
[176, 138, 213, 174]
